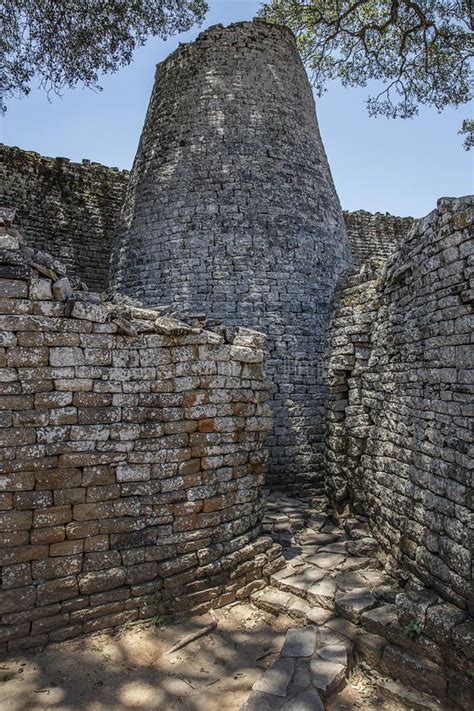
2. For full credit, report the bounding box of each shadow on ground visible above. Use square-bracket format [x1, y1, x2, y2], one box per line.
[0, 603, 289, 711]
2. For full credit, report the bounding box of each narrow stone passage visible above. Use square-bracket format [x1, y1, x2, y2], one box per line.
[241, 491, 471, 710]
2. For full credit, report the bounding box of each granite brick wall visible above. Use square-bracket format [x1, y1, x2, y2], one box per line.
[324, 196, 473, 611]
[0, 145, 127, 291]
[1, 142, 412, 294]
[0, 222, 283, 652]
[109, 20, 353, 493]
[343, 209, 414, 268]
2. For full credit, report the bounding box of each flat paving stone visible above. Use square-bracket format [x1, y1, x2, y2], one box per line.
[361, 569, 393, 588]
[299, 532, 340, 546]
[333, 570, 367, 591]
[272, 567, 298, 582]
[317, 542, 348, 554]
[340, 555, 372, 572]
[253, 657, 295, 698]
[311, 552, 345, 569]
[309, 657, 346, 697]
[306, 605, 334, 626]
[325, 615, 360, 641]
[277, 568, 327, 597]
[306, 513, 329, 531]
[319, 626, 352, 650]
[346, 537, 379, 556]
[317, 643, 348, 666]
[282, 627, 318, 658]
[307, 576, 336, 609]
[281, 686, 324, 711]
[288, 597, 314, 619]
[287, 661, 312, 696]
[335, 587, 377, 622]
[241, 690, 282, 711]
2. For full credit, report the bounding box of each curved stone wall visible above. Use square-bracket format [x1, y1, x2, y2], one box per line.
[110, 20, 352, 492]
[324, 196, 473, 610]
[0, 223, 282, 652]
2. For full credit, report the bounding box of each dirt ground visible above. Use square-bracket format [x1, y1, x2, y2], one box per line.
[0, 603, 405, 711]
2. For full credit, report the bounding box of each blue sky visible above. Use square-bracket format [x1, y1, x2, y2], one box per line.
[1, 0, 472, 217]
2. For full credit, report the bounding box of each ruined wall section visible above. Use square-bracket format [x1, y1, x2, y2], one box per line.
[324, 197, 473, 611]
[343, 210, 414, 268]
[0, 225, 282, 652]
[0, 145, 128, 291]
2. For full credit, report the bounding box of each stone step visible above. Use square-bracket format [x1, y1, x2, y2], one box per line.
[240, 624, 351, 710]
[251, 585, 302, 616]
[272, 567, 330, 600]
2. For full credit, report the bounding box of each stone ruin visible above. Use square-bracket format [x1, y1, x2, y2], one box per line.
[0, 18, 472, 710]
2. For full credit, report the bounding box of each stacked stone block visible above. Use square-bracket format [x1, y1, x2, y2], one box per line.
[0, 221, 283, 652]
[324, 196, 473, 611]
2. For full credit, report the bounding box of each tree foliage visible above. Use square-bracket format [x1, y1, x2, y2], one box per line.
[459, 118, 474, 149]
[259, 1, 473, 124]
[1, 0, 208, 113]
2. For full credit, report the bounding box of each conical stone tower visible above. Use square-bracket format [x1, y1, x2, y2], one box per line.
[110, 20, 352, 492]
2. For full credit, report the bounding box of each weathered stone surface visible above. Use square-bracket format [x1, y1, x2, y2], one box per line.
[446, 668, 474, 711]
[424, 603, 466, 647]
[335, 588, 377, 622]
[344, 210, 413, 269]
[452, 620, 474, 660]
[377, 678, 445, 711]
[310, 552, 345, 570]
[253, 658, 295, 698]
[251, 586, 293, 616]
[240, 690, 277, 711]
[0, 147, 127, 291]
[305, 606, 334, 626]
[324, 196, 473, 610]
[354, 632, 386, 666]
[317, 643, 348, 667]
[307, 577, 336, 609]
[380, 644, 447, 697]
[276, 568, 327, 597]
[324, 616, 360, 642]
[309, 657, 346, 697]
[281, 627, 317, 658]
[52, 277, 74, 301]
[360, 604, 398, 635]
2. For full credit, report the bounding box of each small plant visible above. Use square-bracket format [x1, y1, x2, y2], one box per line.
[151, 615, 165, 628]
[405, 619, 422, 638]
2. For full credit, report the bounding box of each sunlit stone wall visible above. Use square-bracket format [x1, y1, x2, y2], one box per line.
[110, 20, 352, 492]
[324, 196, 473, 611]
